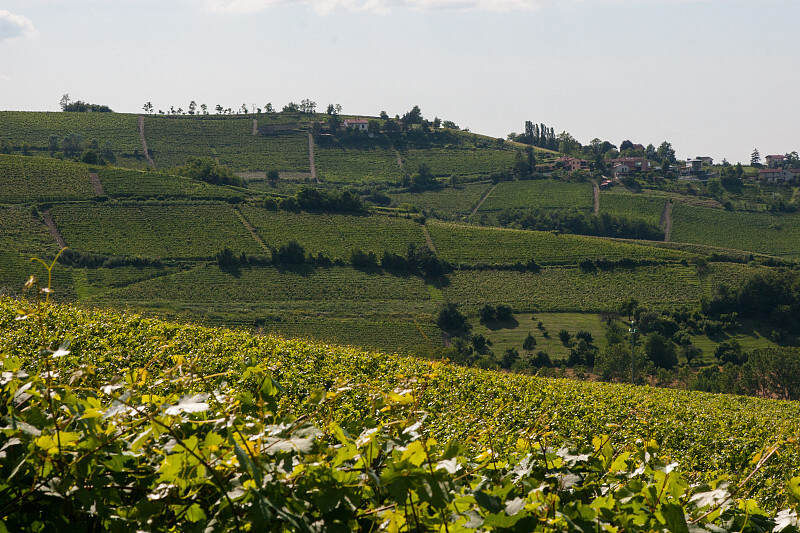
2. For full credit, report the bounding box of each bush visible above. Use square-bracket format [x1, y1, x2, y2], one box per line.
[558, 329, 572, 346]
[645, 333, 678, 370]
[350, 249, 379, 269]
[495, 304, 513, 322]
[176, 157, 245, 187]
[479, 304, 496, 324]
[272, 240, 306, 265]
[437, 303, 470, 335]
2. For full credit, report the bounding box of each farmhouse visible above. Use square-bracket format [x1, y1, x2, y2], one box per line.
[696, 156, 714, 165]
[758, 168, 795, 184]
[557, 156, 590, 172]
[765, 154, 786, 168]
[343, 119, 369, 132]
[610, 157, 649, 173]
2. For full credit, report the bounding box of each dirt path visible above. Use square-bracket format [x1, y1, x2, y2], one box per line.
[90, 172, 104, 196]
[394, 148, 404, 171]
[660, 199, 673, 242]
[42, 210, 66, 249]
[422, 224, 438, 254]
[138, 116, 156, 169]
[592, 181, 600, 214]
[308, 132, 319, 184]
[252, 119, 258, 136]
[470, 183, 497, 217]
[235, 207, 270, 252]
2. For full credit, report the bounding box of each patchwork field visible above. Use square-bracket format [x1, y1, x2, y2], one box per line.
[49, 204, 262, 258]
[239, 207, 427, 259]
[427, 220, 692, 265]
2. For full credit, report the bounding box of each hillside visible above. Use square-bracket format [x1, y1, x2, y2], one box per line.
[1, 298, 799, 531]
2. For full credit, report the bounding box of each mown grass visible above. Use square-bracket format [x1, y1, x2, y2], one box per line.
[239, 207, 427, 259]
[49, 204, 262, 258]
[426, 220, 692, 265]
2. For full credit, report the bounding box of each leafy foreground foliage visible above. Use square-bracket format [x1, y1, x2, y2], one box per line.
[1, 299, 800, 531]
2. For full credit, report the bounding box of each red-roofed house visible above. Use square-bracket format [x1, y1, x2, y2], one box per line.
[758, 168, 793, 183]
[557, 156, 590, 172]
[766, 154, 785, 168]
[610, 157, 649, 174]
[343, 119, 369, 132]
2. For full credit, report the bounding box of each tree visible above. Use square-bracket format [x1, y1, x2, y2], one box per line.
[142, 102, 154, 114]
[379, 111, 389, 120]
[750, 148, 761, 167]
[656, 141, 676, 165]
[335, 104, 342, 114]
[300, 99, 317, 114]
[267, 169, 280, 186]
[741, 348, 800, 400]
[471, 334, 491, 355]
[495, 304, 513, 322]
[500, 348, 519, 369]
[403, 105, 423, 125]
[479, 304, 496, 324]
[326, 104, 336, 115]
[786, 151, 800, 168]
[432, 117, 441, 129]
[265, 103, 274, 113]
[644, 333, 677, 369]
[215, 105, 223, 114]
[188, 101, 197, 115]
[59, 94, 71, 111]
[239, 103, 248, 114]
[367, 120, 381, 135]
[436, 303, 470, 335]
[522, 333, 537, 351]
[201, 104, 208, 115]
[558, 329, 572, 346]
[283, 102, 299, 113]
[620, 140, 634, 152]
[442, 120, 458, 129]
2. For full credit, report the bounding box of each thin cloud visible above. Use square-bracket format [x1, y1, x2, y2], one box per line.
[206, 0, 549, 14]
[0, 10, 36, 42]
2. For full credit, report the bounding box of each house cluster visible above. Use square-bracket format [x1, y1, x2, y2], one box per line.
[557, 156, 590, 172]
[757, 155, 800, 184]
[610, 157, 649, 177]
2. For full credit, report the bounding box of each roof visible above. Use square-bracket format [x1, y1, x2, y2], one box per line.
[766, 154, 785, 159]
[344, 119, 369, 124]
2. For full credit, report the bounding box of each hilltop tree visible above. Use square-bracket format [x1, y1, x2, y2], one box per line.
[283, 102, 299, 113]
[656, 141, 676, 164]
[200, 104, 208, 115]
[751, 148, 761, 167]
[300, 99, 317, 114]
[59, 94, 71, 110]
[403, 105, 423, 125]
[379, 110, 389, 120]
[142, 102, 154, 114]
[265, 103, 274, 113]
[215, 104, 223, 114]
[620, 140, 634, 152]
[326, 104, 336, 115]
[188, 101, 197, 115]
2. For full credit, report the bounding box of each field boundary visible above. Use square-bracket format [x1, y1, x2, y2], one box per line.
[592, 181, 600, 214]
[89, 172, 105, 196]
[308, 132, 319, 183]
[138, 116, 156, 169]
[661, 199, 673, 242]
[422, 224, 438, 254]
[252, 119, 258, 136]
[41, 209, 67, 249]
[235, 207, 270, 253]
[469, 183, 497, 217]
[394, 148, 404, 171]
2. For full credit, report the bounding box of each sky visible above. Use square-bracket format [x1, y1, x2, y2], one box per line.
[1, 0, 798, 162]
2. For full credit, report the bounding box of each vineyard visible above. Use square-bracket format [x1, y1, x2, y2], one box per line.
[479, 179, 594, 213]
[1, 299, 799, 530]
[426, 220, 692, 265]
[49, 204, 262, 258]
[239, 207, 427, 259]
[443, 264, 704, 311]
[0, 154, 94, 203]
[315, 146, 400, 184]
[389, 181, 493, 216]
[671, 202, 800, 257]
[98, 167, 244, 200]
[601, 191, 667, 225]
[401, 147, 519, 179]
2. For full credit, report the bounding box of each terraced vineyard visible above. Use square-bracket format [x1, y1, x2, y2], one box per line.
[601, 191, 667, 225]
[201, 119, 310, 172]
[427, 220, 692, 265]
[0, 154, 94, 203]
[49, 204, 262, 258]
[443, 264, 703, 311]
[479, 179, 594, 213]
[239, 207, 427, 259]
[98, 167, 244, 200]
[0, 205, 59, 254]
[671, 202, 800, 257]
[315, 146, 400, 184]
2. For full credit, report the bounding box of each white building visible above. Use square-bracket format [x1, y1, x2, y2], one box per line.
[343, 119, 369, 132]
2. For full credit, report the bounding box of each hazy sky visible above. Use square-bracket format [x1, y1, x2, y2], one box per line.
[1, 0, 798, 162]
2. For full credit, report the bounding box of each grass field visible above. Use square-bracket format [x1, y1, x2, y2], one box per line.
[671, 202, 800, 257]
[443, 265, 703, 312]
[427, 220, 692, 265]
[601, 191, 666, 225]
[315, 147, 400, 184]
[49, 204, 262, 258]
[389, 182, 492, 216]
[239, 207, 427, 259]
[0, 154, 94, 203]
[479, 179, 594, 213]
[97, 167, 244, 200]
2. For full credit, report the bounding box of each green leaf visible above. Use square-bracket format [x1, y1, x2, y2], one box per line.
[185, 503, 206, 523]
[788, 476, 800, 500]
[661, 503, 689, 533]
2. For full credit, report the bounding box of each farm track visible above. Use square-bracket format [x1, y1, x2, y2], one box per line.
[42, 209, 66, 249]
[235, 207, 270, 252]
[661, 199, 673, 242]
[470, 183, 497, 217]
[89, 173, 104, 196]
[138, 116, 156, 169]
[592, 181, 600, 214]
[252, 119, 258, 136]
[308, 132, 319, 184]
[422, 224, 438, 254]
[394, 149, 404, 171]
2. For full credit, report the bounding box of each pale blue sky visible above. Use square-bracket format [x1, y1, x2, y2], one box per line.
[1, 0, 798, 162]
